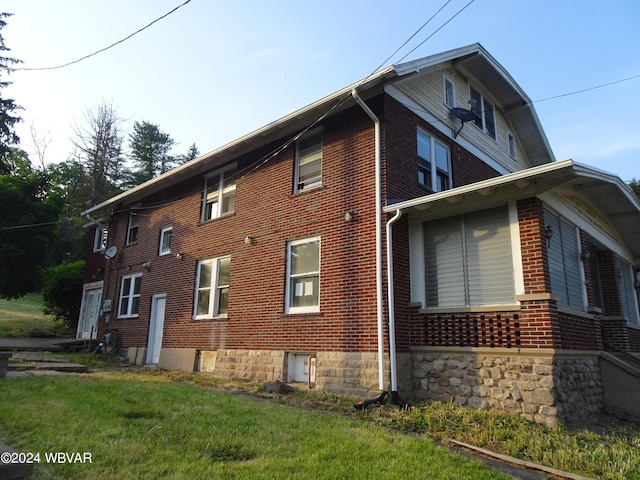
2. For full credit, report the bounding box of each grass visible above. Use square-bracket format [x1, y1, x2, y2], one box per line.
[0, 373, 512, 480]
[0, 293, 63, 337]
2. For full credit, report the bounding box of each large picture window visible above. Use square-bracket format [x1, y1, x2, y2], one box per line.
[424, 206, 514, 307]
[202, 167, 236, 221]
[194, 256, 230, 318]
[118, 273, 142, 318]
[545, 210, 585, 311]
[294, 129, 322, 192]
[417, 129, 450, 192]
[286, 237, 320, 313]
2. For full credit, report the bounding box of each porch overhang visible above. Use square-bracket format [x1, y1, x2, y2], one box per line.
[384, 159, 640, 262]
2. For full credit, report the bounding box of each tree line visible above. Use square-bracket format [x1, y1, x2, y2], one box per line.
[0, 13, 198, 304]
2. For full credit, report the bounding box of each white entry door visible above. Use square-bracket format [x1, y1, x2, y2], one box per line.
[77, 283, 103, 340]
[146, 294, 166, 364]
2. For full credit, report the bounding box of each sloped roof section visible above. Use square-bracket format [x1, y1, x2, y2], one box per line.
[83, 44, 554, 216]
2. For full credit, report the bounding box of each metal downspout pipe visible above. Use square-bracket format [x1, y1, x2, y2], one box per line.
[351, 87, 385, 391]
[386, 209, 402, 392]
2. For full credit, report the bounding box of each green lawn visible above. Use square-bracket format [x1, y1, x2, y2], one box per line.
[0, 373, 512, 480]
[0, 293, 62, 337]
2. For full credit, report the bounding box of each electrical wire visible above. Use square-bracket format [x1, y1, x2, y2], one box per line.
[4, 0, 192, 72]
[533, 73, 640, 103]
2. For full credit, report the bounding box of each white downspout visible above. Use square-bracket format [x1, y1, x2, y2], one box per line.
[351, 87, 385, 391]
[386, 209, 402, 392]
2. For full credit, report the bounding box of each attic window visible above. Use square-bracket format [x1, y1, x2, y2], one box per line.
[507, 131, 516, 158]
[469, 86, 496, 140]
[443, 74, 455, 108]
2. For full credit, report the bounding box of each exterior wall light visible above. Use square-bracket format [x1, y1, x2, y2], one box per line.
[544, 225, 553, 247]
[580, 249, 591, 261]
[175, 252, 184, 260]
[245, 235, 255, 245]
[344, 211, 355, 222]
[143, 261, 152, 272]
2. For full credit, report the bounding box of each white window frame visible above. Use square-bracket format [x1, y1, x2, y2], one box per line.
[294, 129, 323, 193]
[126, 212, 139, 245]
[469, 85, 497, 140]
[193, 255, 230, 319]
[285, 236, 321, 314]
[507, 131, 517, 159]
[159, 226, 172, 256]
[118, 273, 142, 318]
[443, 74, 456, 108]
[201, 165, 236, 222]
[423, 206, 515, 308]
[417, 128, 451, 192]
[93, 226, 108, 253]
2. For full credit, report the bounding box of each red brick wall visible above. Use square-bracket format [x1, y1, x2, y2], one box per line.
[98, 104, 386, 353]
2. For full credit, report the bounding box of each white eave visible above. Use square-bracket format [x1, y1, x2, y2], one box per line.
[384, 159, 640, 261]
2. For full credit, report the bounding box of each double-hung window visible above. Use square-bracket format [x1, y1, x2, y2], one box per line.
[202, 167, 236, 221]
[545, 210, 585, 311]
[126, 213, 139, 245]
[417, 129, 450, 192]
[159, 226, 172, 256]
[616, 257, 640, 326]
[424, 206, 514, 307]
[194, 256, 230, 318]
[294, 129, 322, 192]
[118, 273, 142, 318]
[470, 86, 496, 140]
[443, 74, 456, 108]
[286, 237, 320, 313]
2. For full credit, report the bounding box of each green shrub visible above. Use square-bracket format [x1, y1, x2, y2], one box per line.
[41, 260, 85, 330]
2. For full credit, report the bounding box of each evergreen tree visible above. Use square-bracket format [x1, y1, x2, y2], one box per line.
[127, 120, 175, 185]
[0, 13, 22, 174]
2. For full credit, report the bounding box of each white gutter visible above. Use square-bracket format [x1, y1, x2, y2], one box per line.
[386, 209, 403, 391]
[351, 87, 385, 391]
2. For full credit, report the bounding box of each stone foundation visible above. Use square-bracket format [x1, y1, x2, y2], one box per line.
[412, 347, 603, 428]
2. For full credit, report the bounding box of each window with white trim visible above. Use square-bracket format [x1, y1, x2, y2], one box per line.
[417, 129, 451, 192]
[424, 206, 514, 307]
[616, 257, 639, 326]
[545, 210, 585, 311]
[470, 85, 496, 140]
[443, 74, 456, 108]
[126, 213, 139, 245]
[194, 256, 230, 318]
[93, 226, 108, 252]
[286, 237, 320, 313]
[118, 273, 142, 318]
[294, 129, 322, 192]
[202, 167, 236, 221]
[159, 226, 172, 256]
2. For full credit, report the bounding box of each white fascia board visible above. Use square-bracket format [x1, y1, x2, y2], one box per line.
[383, 159, 575, 213]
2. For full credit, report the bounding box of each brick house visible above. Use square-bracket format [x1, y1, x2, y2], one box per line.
[80, 44, 640, 425]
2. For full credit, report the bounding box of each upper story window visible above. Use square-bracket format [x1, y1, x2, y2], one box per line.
[507, 131, 517, 158]
[424, 206, 514, 307]
[202, 167, 236, 221]
[93, 226, 108, 252]
[286, 236, 320, 314]
[545, 210, 585, 311]
[417, 128, 450, 192]
[443, 74, 456, 108]
[126, 213, 139, 245]
[194, 255, 230, 318]
[118, 273, 142, 318]
[294, 129, 322, 193]
[469, 86, 496, 140]
[159, 226, 172, 256]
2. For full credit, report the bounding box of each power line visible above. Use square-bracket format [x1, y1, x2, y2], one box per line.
[5, 0, 192, 72]
[0, 220, 63, 231]
[534, 73, 640, 103]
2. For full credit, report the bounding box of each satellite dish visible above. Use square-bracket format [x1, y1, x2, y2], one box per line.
[450, 107, 476, 138]
[104, 245, 118, 260]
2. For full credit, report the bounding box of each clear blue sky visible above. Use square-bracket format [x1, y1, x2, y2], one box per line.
[4, 0, 640, 182]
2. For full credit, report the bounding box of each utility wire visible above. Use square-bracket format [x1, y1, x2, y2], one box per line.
[5, 0, 192, 72]
[534, 73, 640, 103]
[0, 220, 63, 230]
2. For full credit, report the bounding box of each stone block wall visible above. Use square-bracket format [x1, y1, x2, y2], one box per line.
[411, 347, 602, 428]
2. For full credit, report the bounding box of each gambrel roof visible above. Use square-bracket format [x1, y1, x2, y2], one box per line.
[83, 43, 554, 217]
